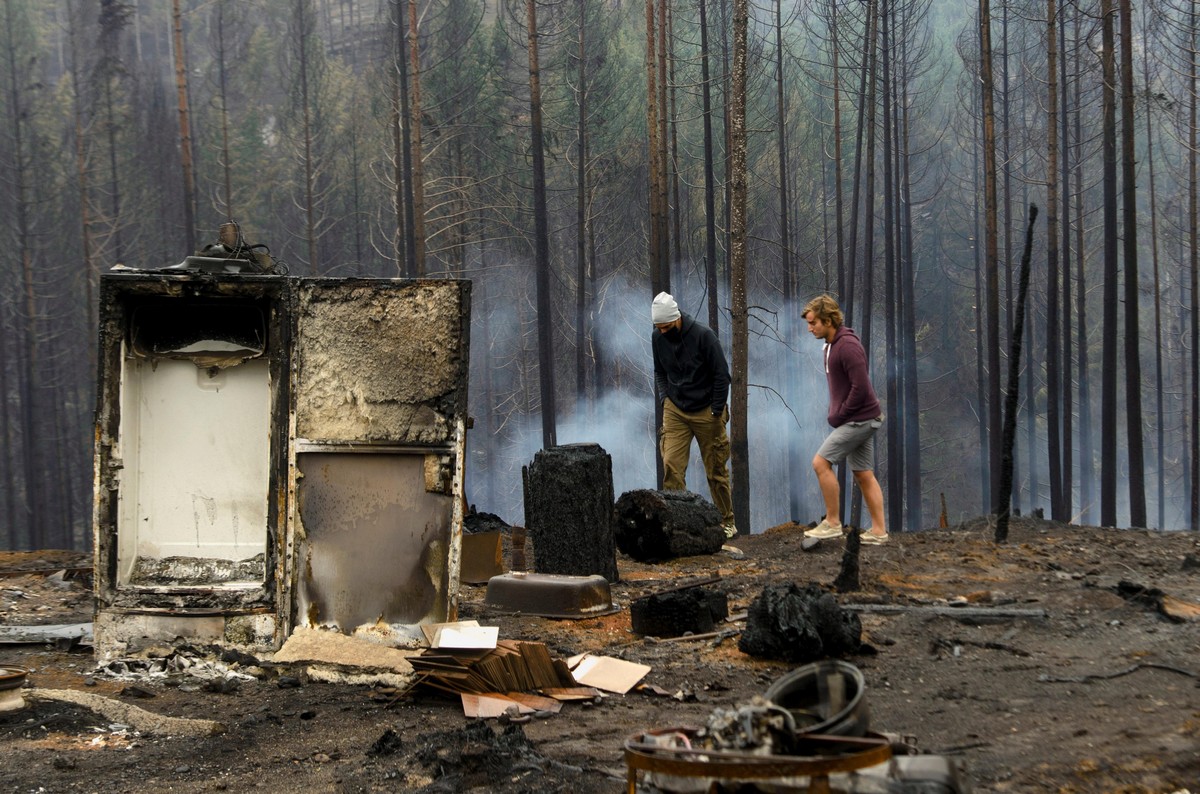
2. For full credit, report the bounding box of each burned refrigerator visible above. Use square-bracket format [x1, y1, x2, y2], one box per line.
[92, 271, 471, 656]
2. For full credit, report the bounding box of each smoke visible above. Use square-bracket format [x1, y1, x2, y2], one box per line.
[464, 263, 846, 532]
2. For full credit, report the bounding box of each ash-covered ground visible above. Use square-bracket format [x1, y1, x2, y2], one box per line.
[2, 516, 1199, 793]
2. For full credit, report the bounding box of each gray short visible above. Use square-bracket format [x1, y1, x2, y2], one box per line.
[816, 416, 883, 472]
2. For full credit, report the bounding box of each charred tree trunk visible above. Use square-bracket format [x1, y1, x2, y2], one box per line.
[979, 0, 1003, 512]
[213, 1, 235, 219]
[656, 0, 670, 287]
[1191, 1, 1199, 529]
[699, 0, 720, 334]
[171, 0, 196, 254]
[1119, 0, 1145, 527]
[408, 0, 426, 275]
[881, 0, 901, 536]
[527, 0, 556, 449]
[294, 0, 318, 272]
[3, 0, 42, 547]
[1142, 0, 1165, 529]
[729, 0, 750, 534]
[774, 0, 802, 522]
[645, 0, 664, 295]
[830, 0, 846, 295]
[1100, 0, 1118, 527]
[997, 205, 1039, 544]
[1059, 9, 1074, 522]
[1046, 0, 1064, 522]
[844, 0, 877, 327]
[393, 0, 416, 276]
[575, 0, 589, 403]
[1073, 11, 1095, 525]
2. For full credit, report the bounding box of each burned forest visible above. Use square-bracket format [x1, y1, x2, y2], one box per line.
[1, 0, 1199, 549]
[2, 1, 1200, 791]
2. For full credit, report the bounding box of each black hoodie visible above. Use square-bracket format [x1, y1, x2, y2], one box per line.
[652, 313, 730, 414]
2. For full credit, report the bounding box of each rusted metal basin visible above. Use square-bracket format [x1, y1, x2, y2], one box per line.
[765, 660, 870, 739]
[485, 572, 618, 619]
[0, 665, 29, 712]
[624, 728, 892, 793]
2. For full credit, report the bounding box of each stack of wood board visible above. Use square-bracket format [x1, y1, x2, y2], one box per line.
[410, 639, 578, 696]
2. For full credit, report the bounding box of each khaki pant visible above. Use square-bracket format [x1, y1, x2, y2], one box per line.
[659, 398, 734, 525]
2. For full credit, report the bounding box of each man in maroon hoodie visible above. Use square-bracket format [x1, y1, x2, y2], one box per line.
[800, 295, 888, 544]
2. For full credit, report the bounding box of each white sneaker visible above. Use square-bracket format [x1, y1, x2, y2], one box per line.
[723, 523, 738, 539]
[804, 519, 844, 539]
[859, 529, 889, 545]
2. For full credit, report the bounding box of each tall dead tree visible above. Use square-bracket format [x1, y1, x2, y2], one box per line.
[1073, 13, 1096, 524]
[1046, 0, 1065, 521]
[645, 0, 668, 294]
[392, 0, 416, 276]
[527, 0, 556, 449]
[67, 0, 97, 352]
[408, 0, 426, 275]
[209, 0, 237, 220]
[656, 0, 670, 286]
[996, 205, 1039, 544]
[729, 0, 750, 533]
[844, 0, 877, 327]
[881, 0, 902, 534]
[1119, 0, 1145, 527]
[699, 0, 720, 333]
[171, 0, 196, 253]
[575, 0, 589, 403]
[1190, 0, 1199, 529]
[292, 0, 318, 271]
[1, 0, 40, 547]
[1142, 0, 1165, 528]
[979, 0, 1003, 511]
[828, 0, 846, 295]
[1099, 0, 1118, 526]
[1058, 6, 1073, 523]
[775, 0, 802, 521]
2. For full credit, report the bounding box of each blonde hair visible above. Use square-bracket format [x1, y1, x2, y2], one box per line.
[803, 294, 843, 329]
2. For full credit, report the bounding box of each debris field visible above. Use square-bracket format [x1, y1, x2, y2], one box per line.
[2, 515, 1199, 793]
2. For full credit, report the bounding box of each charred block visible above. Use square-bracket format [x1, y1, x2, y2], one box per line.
[738, 582, 862, 663]
[522, 444, 619, 582]
[464, 510, 510, 535]
[613, 489, 725, 562]
[630, 587, 729, 638]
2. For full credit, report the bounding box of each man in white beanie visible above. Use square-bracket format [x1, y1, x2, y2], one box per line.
[651, 291, 737, 538]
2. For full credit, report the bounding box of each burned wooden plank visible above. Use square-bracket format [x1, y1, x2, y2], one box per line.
[842, 604, 1048, 620]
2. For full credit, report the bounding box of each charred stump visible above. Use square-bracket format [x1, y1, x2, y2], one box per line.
[613, 489, 725, 562]
[738, 582, 862, 663]
[832, 529, 861, 593]
[522, 443, 619, 582]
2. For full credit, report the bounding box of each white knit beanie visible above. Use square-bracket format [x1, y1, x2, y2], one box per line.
[652, 292, 681, 324]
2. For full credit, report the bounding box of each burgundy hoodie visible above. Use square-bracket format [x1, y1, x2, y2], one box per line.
[825, 325, 881, 428]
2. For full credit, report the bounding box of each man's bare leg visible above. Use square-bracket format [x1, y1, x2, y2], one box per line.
[854, 469, 887, 537]
[813, 454, 842, 527]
